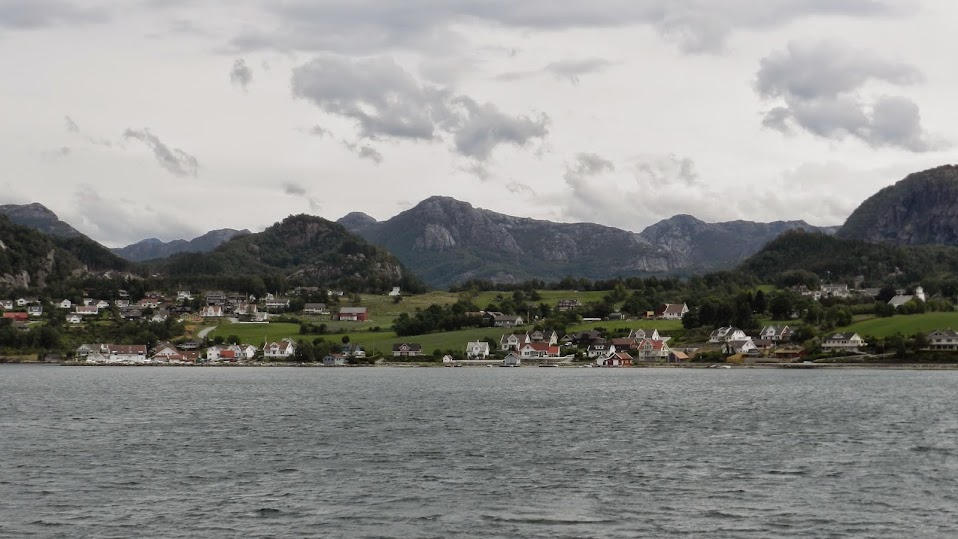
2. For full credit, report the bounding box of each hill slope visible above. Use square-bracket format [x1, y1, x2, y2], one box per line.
[339, 196, 837, 287]
[158, 214, 424, 293]
[838, 165, 958, 245]
[112, 228, 251, 262]
[0, 202, 84, 238]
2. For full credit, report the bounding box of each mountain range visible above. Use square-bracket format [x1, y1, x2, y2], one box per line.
[337, 197, 837, 287]
[111, 229, 251, 262]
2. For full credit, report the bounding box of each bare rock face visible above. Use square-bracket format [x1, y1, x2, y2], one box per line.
[838, 165, 958, 246]
[414, 224, 458, 251]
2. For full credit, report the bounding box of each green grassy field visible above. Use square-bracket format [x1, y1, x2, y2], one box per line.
[839, 312, 958, 338]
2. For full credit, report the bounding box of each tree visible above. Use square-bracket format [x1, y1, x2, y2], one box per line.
[769, 295, 794, 321]
[752, 290, 768, 315]
[341, 335, 350, 344]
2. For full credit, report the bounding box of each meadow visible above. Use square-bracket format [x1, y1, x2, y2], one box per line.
[839, 312, 958, 338]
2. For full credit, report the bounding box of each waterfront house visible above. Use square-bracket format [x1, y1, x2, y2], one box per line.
[466, 341, 491, 359]
[392, 343, 423, 357]
[502, 353, 521, 367]
[500, 333, 524, 351]
[709, 327, 747, 343]
[519, 342, 560, 359]
[927, 329, 958, 351]
[600, 352, 633, 367]
[587, 343, 615, 359]
[726, 339, 758, 355]
[323, 354, 348, 366]
[636, 338, 671, 362]
[263, 339, 296, 359]
[668, 351, 690, 363]
[821, 333, 864, 353]
[759, 325, 791, 342]
[341, 344, 365, 358]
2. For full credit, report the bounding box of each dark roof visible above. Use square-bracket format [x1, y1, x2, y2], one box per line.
[392, 343, 422, 351]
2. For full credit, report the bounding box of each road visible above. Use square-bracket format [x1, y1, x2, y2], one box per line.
[197, 326, 217, 339]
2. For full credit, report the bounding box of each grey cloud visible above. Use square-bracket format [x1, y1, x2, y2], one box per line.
[64, 115, 112, 147]
[122, 128, 199, 177]
[342, 141, 384, 164]
[229, 58, 252, 90]
[635, 155, 698, 186]
[282, 181, 320, 211]
[41, 146, 71, 161]
[64, 115, 79, 133]
[0, 0, 108, 30]
[449, 97, 549, 160]
[563, 153, 614, 188]
[69, 185, 199, 247]
[756, 40, 944, 152]
[506, 181, 536, 195]
[544, 58, 615, 84]
[308, 125, 332, 138]
[293, 55, 548, 162]
[231, 1, 906, 55]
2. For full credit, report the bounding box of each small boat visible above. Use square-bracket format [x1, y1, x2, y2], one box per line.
[538, 364, 559, 368]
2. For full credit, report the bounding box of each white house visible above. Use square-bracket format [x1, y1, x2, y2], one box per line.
[58, 299, 72, 309]
[466, 341, 491, 359]
[519, 342, 560, 359]
[709, 327, 747, 343]
[499, 333, 524, 351]
[303, 303, 329, 315]
[199, 305, 224, 318]
[264, 339, 296, 359]
[726, 338, 758, 355]
[0, 300, 13, 310]
[927, 329, 958, 351]
[393, 343, 423, 357]
[66, 313, 82, 324]
[526, 329, 559, 345]
[822, 333, 865, 353]
[323, 354, 348, 366]
[493, 315, 524, 328]
[587, 343, 615, 359]
[75, 305, 99, 316]
[27, 305, 43, 317]
[96, 300, 110, 310]
[388, 287, 401, 297]
[759, 325, 791, 342]
[502, 353, 521, 367]
[656, 303, 689, 320]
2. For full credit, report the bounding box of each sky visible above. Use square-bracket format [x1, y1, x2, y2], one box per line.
[1, 0, 956, 247]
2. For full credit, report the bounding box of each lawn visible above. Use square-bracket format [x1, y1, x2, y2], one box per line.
[838, 312, 958, 338]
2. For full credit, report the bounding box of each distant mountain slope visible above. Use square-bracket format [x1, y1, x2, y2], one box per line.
[112, 229, 251, 262]
[0, 215, 131, 290]
[739, 229, 958, 285]
[158, 214, 424, 293]
[638, 214, 839, 271]
[0, 202, 84, 238]
[339, 196, 838, 288]
[838, 165, 958, 245]
[337, 212, 378, 232]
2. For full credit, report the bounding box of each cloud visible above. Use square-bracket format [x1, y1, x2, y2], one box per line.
[231, 1, 907, 55]
[63, 115, 112, 147]
[64, 115, 80, 133]
[544, 58, 615, 84]
[282, 181, 321, 211]
[634, 155, 698, 186]
[506, 181, 537, 196]
[67, 185, 199, 247]
[229, 58, 252, 90]
[292, 55, 548, 162]
[756, 40, 945, 152]
[342, 141, 384, 164]
[122, 128, 199, 177]
[41, 146, 71, 161]
[0, 0, 108, 30]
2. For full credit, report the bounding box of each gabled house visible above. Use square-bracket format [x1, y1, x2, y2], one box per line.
[323, 354, 348, 366]
[502, 353, 521, 367]
[499, 333, 524, 351]
[96, 300, 111, 310]
[636, 339, 670, 362]
[725, 339, 758, 355]
[264, 339, 296, 359]
[58, 299, 73, 309]
[493, 315, 524, 328]
[137, 298, 159, 309]
[27, 305, 43, 317]
[556, 299, 582, 311]
[927, 329, 958, 351]
[115, 299, 130, 308]
[3, 312, 28, 322]
[709, 327, 747, 343]
[519, 342, 560, 359]
[759, 325, 791, 342]
[611, 337, 638, 351]
[338, 307, 369, 322]
[341, 344, 365, 358]
[0, 300, 13, 310]
[599, 352, 633, 367]
[562, 330, 603, 347]
[821, 333, 864, 353]
[264, 299, 290, 312]
[75, 305, 99, 316]
[106, 344, 148, 363]
[392, 343, 423, 357]
[526, 329, 559, 345]
[656, 303, 689, 320]
[199, 305, 224, 318]
[628, 328, 663, 342]
[66, 313, 82, 324]
[587, 343, 615, 359]
[466, 341, 491, 359]
[176, 291, 192, 301]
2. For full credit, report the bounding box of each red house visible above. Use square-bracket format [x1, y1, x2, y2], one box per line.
[337, 307, 369, 322]
[2, 312, 28, 322]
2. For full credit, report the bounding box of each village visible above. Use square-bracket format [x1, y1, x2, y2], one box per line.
[3, 279, 956, 367]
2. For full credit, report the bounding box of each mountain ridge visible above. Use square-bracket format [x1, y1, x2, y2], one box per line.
[112, 228, 252, 262]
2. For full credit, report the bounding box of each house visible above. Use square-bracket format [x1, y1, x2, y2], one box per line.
[66, 313, 82, 324]
[106, 344, 148, 363]
[611, 337, 638, 351]
[519, 342, 560, 359]
[264, 339, 297, 359]
[927, 329, 958, 351]
[587, 343, 615, 358]
[599, 352, 633, 367]
[27, 305, 42, 317]
[388, 287, 401, 296]
[656, 303, 689, 320]
[562, 330, 603, 347]
[668, 351, 690, 363]
[636, 338, 670, 362]
[176, 291, 192, 301]
[821, 284, 851, 298]
[526, 329, 559, 345]
[502, 353, 521, 367]
[341, 344, 365, 358]
[725, 339, 758, 355]
[204, 291, 226, 304]
[323, 354, 348, 366]
[58, 299, 73, 309]
[199, 305, 224, 318]
[821, 333, 865, 353]
[96, 300, 111, 310]
[629, 328, 663, 342]
[120, 308, 143, 320]
[392, 343, 423, 357]
[500, 333, 524, 351]
[466, 341, 491, 359]
[115, 299, 130, 308]
[303, 303, 329, 315]
[137, 298, 159, 309]
[0, 300, 13, 310]
[709, 327, 747, 343]
[151, 310, 169, 323]
[2, 312, 28, 322]
[556, 299, 582, 311]
[238, 344, 258, 360]
[338, 307, 369, 322]
[180, 340, 201, 350]
[153, 342, 180, 359]
[759, 325, 792, 342]
[75, 305, 99, 316]
[264, 299, 290, 312]
[493, 315, 524, 328]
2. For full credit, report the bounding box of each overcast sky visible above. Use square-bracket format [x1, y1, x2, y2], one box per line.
[2, 0, 956, 247]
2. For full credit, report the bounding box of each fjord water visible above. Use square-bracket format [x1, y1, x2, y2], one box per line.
[1, 366, 957, 538]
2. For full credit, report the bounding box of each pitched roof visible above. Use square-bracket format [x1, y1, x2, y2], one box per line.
[339, 307, 367, 314]
[393, 343, 422, 351]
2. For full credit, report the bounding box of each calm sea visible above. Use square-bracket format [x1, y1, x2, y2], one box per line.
[1, 365, 957, 538]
